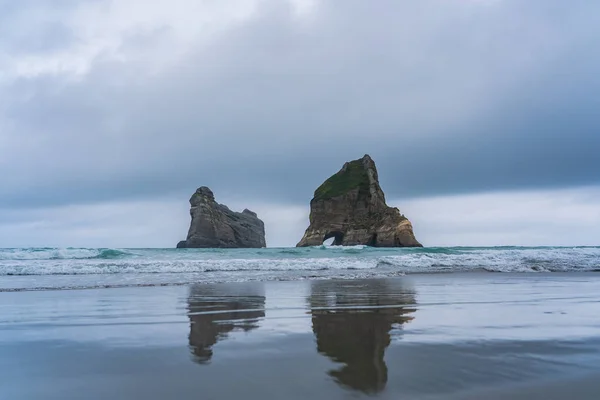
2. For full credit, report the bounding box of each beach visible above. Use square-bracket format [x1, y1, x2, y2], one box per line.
[4, 0, 600, 397]
[2, 272, 600, 399]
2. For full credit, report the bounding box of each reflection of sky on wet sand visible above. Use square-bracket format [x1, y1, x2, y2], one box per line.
[2, 274, 600, 348]
[185, 279, 417, 392]
[402, 274, 600, 342]
[2, 274, 600, 399]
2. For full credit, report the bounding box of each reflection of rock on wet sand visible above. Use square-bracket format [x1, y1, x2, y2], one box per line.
[309, 280, 416, 393]
[187, 283, 265, 364]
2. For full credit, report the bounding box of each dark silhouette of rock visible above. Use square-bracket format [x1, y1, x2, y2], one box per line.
[297, 155, 422, 247]
[187, 284, 265, 364]
[309, 280, 416, 393]
[177, 186, 266, 248]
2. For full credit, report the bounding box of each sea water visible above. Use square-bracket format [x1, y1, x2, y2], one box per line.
[1, 246, 599, 291]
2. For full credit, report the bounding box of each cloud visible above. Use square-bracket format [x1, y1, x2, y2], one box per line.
[0, 199, 189, 248]
[1, 185, 599, 248]
[395, 186, 600, 247]
[0, 0, 599, 246]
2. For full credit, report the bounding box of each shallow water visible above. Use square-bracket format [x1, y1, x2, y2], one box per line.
[1, 273, 599, 399]
[1, 246, 599, 291]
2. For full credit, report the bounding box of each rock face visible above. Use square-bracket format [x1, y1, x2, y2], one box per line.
[177, 187, 266, 248]
[297, 155, 422, 247]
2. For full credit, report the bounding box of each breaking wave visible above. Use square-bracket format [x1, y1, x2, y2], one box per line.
[0, 248, 132, 261]
[1, 246, 599, 291]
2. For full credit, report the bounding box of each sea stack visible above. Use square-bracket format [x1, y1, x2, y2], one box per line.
[297, 155, 422, 247]
[177, 186, 266, 248]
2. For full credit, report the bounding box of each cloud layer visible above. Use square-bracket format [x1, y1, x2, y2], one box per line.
[1, 0, 599, 246]
[2, 186, 599, 248]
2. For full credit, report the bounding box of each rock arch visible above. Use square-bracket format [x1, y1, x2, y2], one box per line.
[323, 231, 345, 246]
[297, 155, 422, 248]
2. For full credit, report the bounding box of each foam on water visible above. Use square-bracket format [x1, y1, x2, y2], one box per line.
[0, 248, 131, 260]
[0, 246, 599, 291]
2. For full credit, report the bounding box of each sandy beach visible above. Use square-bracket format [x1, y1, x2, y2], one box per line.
[2, 273, 600, 399]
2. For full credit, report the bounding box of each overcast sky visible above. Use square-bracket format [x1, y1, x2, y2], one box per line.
[1, 0, 599, 248]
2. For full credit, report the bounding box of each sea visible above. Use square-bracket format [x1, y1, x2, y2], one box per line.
[1, 245, 599, 292]
[3, 246, 600, 399]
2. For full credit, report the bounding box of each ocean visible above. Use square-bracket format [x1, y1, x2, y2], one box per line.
[1, 245, 599, 291]
[2, 246, 600, 399]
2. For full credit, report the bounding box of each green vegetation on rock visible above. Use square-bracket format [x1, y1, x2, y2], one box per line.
[313, 160, 369, 201]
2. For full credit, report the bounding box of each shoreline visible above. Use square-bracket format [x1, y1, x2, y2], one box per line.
[2, 274, 600, 399]
[2, 270, 599, 293]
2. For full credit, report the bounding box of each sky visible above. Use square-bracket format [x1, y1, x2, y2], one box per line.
[1, 0, 599, 248]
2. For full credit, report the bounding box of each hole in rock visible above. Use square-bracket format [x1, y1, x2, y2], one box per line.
[323, 231, 344, 246]
[323, 237, 335, 246]
[367, 233, 378, 247]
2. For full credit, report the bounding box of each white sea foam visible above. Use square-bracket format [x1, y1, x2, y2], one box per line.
[0, 246, 598, 291]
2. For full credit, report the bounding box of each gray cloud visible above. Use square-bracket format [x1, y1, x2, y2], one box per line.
[0, 0, 81, 54]
[2, 187, 599, 248]
[1, 23, 75, 55]
[1, 0, 599, 214]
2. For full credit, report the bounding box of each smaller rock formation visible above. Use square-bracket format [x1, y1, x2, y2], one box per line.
[177, 186, 266, 248]
[297, 155, 422, 247]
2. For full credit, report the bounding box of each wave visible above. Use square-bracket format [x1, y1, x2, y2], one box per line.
[0, 257, 381, 276]
[0, 246, 599, 275]
[0, 248, 133, 261]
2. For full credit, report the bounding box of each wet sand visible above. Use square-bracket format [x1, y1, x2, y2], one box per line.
[1, 273, 600, 399]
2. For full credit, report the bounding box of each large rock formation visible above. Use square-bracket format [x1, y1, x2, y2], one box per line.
[177, 187, 266, 248]
[297, 155, 422, 247]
